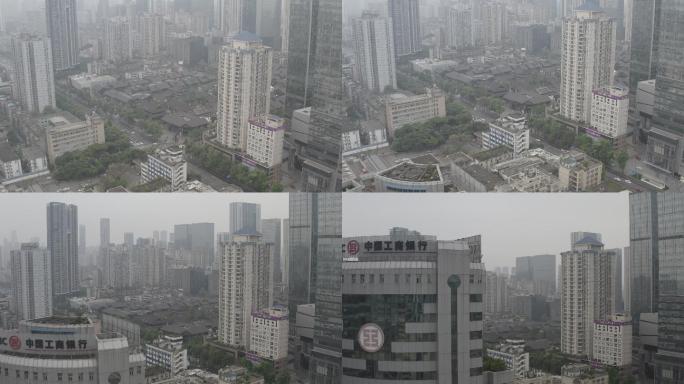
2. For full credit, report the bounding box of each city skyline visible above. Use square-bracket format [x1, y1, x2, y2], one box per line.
[343, 193, 629, 268]
[0, 194, 288, 246]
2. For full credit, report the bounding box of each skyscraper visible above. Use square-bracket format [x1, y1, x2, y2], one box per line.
[218, 233, 273, 348]
[306, 193, 342, 384]
[173, 223, 215, 267]
[561, 235, 616, 358]
[11, 35, 56, 114]
[297, 0, 344, 192]
[230, 202, 262, 235]
[214, 0, 242, 35]
[559, 3, 616, 123]
[104, 17, 133, 63]
[46, 202, 79, 298]
[261, 218, 282, 284]
[138, 13, 166, 58]
[45, 0, 79, 70]
[629, 191, 684, 382]
[352, 11, 397, 93]
[515, 254, 556, 296]
[100, 218, 110, 248]
[285, 0, 316, 112]
[643, 0, 684, 176]
[216, 33, 273, 150]
[387, 0, 421, 57]
[11, 243, 52, 321]
[256, 0, 282, 49]
[628, 0, 657, 93]
[78, 224, 86, 265]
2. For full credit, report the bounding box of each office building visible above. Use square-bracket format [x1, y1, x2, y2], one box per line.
[592, 314, 632, 367]
[261, 218, 282, 285]
[486, 340, 530, 378]
[644, 0, 684, 176]
[216, 33, 273, 151]
[47, 202, 79, 298]
[482, 114, 530, 156]
[246, 115, 286, 173]
[46, 0, 79, 70]
[145, 335, 188, 375]
[629, 191, 684, 382]
[218, 233, 273, 348]
[387, 0, 421, 56]
[104, 17, 132, 63]
[140, 146, 188, 191]
[138, 13, 165, 58]
[515, 254, 556, 297]
[10, 243, 52, 321]
[0, 317, 145, 384]
[284, 0, 317, 112]
[559, 3, 616, 123]
[78, 225, 86, 265]
[256, 0, 282, 49]
[172, 223, 215, 268]
[560, 235, 616, 358]
[342, 230, 484, 383]
[249, 307, 288, 367]
[385, 87, 447, 139]
[589, 87, 630, 140]
[230, 202, 262, 235]
[352, 11, 397, 92]
[46, 113, 106, 164]
[11, 35, 56, 114]
[296, 0, 344, 193]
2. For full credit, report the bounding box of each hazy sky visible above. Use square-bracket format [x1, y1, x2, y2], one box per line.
[343, 193, 630, 268]
[0, 194, 288, 247]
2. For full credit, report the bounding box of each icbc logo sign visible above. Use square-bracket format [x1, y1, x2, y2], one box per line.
[9, 336, 21, 350]
[358, 323, 384, 353]
[347, 240, 360, 256]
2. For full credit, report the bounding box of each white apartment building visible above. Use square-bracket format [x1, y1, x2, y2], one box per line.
[104, 17, 133, 63]
[216, 33, 272, 151]
[0, 143, 23, 179]
[592, 314, 632, 367]
[486, 339, 530, 378]
[246, 115, 285, 169]
[446, 6, 472, 49]
[218, 234, 273, 349]
[10, 243, 52, 321]
[12, 35, 56, 114]
[559, 5, 616, 123]
[145, 336, 188, 375]
[385, 87, 446, 138]
[353, 11, 397, 92]
[46, 113, 106, 164]
[590, 87, 630, 140]
[561, 237, 616, 357]
[482, 114, 530, 155]
[140, 146, 187, 191]
[138, 13, 166, 58]
[484, 271, 509, 315]
[249, 307, 288, 365]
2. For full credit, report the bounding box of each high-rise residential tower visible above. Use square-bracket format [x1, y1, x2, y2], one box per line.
[218, 233, 273, 348]
[387, 0, 421, 57]
[561, 235, 616, 358]
[104, 17, 133, 63]
[262, 218, 282, 285]
[46, 202, 79, 298]
[45, 0, 79, 70]
[100, 218, 110, 248]
[559, 2, 616, 123]
[352, 11, 397, 93]
[11, 35, 56, 114]
[214, 0, 242, 35]
[11, 243, 52, 321]
[216, 33, 273, 150]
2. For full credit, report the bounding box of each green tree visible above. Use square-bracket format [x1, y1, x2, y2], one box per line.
[615, 150, 629, 171]
[483, 356, 507, 372]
